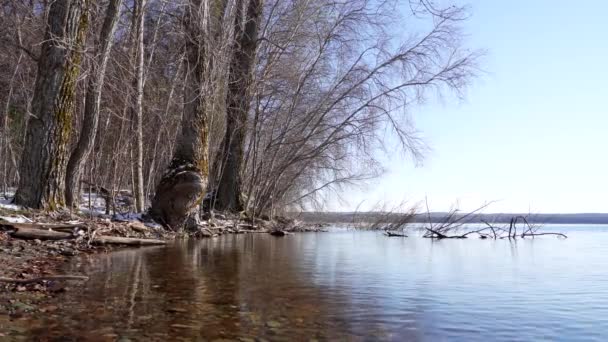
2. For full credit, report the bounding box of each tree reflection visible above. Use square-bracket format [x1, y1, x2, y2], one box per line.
[23, 234, 414, 340]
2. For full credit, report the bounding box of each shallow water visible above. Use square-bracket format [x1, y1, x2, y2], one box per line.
[9, 225, 608, 341]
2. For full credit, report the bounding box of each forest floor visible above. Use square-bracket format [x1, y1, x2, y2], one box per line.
[0, 199, 327, 320]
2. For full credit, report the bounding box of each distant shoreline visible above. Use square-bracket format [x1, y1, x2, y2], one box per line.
[296, 212, 608, 225]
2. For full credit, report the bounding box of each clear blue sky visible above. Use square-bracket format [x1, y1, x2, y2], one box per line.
[334, 0, 608, 213]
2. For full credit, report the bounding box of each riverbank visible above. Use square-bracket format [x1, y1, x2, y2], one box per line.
[0, 211, 166, 318]
[0, 206, 326, 319]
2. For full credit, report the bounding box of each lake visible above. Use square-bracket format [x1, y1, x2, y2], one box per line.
[9, 225, 608, 341]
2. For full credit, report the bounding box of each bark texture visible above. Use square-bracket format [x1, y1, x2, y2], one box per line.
[213, 0, 262, 212]
[132, 0, 147, 212]
[65, 0, 123, 207]
[14, 0, 89, 209]
[149, 0, 210, 229]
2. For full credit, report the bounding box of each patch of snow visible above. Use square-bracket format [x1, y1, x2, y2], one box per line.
[0, 215, 29, 223]
[112, 212, 142, 222]
[144, 221, 163, 229]
[65, 220, 84, 225]
[79, 192, 107, 216]
[0, 197, 21, 211]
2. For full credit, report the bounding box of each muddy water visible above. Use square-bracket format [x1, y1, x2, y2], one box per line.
[8, 226, 608, 341]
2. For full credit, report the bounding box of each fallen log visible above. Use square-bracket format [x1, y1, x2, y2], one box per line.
[8, 227, 74, 240]
[241, 229, 269, 234]
[385, 231, 408, 237]
[0, 220, 87, 231]
[0, 275, 89, 284]
[6, 226, 167, 246]
[91, 236, 167, 246]
[0, 220, 87, 229]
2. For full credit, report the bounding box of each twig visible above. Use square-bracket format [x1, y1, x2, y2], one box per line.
[0, 275, 89, 284]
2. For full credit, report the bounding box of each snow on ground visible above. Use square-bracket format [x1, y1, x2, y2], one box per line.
[0, 198, 21, 211]
[0, 215, 31, 223]
[112, 212, 142, 221]
[79, 192, 108, 216]
[0, 189, 20, 212]
[0, 189, 149, 225]
[79, 192, 147, 223]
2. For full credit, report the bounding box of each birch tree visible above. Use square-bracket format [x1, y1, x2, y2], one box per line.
[132, 0, 147, 212]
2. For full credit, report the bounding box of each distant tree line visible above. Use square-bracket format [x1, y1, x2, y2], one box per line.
[0, 0, 479, 229]
[298, 212, 608, 225]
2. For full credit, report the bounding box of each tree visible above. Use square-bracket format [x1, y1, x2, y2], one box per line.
[242, 0, 480, 216]
[131, 0, 147, 212]
[212, 0, 262, 212]
[149, 0, 215, 229]
[14, 0, 89, 209]
[0, 0, 480, 220]
[65, 0, 123, 208]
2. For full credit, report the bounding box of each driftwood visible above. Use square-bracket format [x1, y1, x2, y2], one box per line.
[0, 220, 87, 231]
[3, 223, 167, 246]
[385, 231, 408, 237]
[0, 275, 89, 284]
[420, 199, 568, 240]
[8, 227, 74, 240]
[91, 235, 167, 246]
[241, 229, 269, 234]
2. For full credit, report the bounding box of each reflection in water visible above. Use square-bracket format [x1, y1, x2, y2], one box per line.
[13, 226, 608, 341]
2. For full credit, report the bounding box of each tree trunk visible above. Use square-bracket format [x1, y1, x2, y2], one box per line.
[1, 35, 24, 192]
[213, 0, 262, 212]
[14, 0, 89, 210]
[132, 0, 147, 212]
[149, 0, 211, 229]
[65, 0, 123, 208]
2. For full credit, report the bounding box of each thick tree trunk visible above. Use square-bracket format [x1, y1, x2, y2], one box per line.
[213, 0, 262, 212]
[14, 0, 89, 210]
[65, 0, 123, 208]
[132, 0, 147, 212]
[149, 0, 210, 229]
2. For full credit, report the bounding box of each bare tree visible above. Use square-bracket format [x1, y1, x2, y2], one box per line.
[14, 0, 89, 209]
[150, 0, 217, 228]
[131, 0, 147, 212]
[243, 0, 480, 216]
[211, 0, 263, 212]
[0, 0, 485, 224]
[65, 0, 123, 208]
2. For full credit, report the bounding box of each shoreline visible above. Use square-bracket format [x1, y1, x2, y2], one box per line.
[0, 208, 326, 318]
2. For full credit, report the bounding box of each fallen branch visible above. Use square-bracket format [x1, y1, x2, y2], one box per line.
[91, 236, 167, 246]
[0, 275, 89, 284]
[424, 227, 455, 239]
[6, 226, 168, 245]
[385, 231, 408, 237]
[521, 232, 567, 238]
[0, 221, 87, 232]
[8, 227, 74, 240]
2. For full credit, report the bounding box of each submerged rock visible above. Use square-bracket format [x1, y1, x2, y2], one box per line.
[266, 320, 282, 328]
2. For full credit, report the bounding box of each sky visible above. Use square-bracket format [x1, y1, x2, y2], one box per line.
[333, 0, 608, 213]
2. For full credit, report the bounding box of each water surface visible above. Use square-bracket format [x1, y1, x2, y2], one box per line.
[10, 225, 608, 341]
